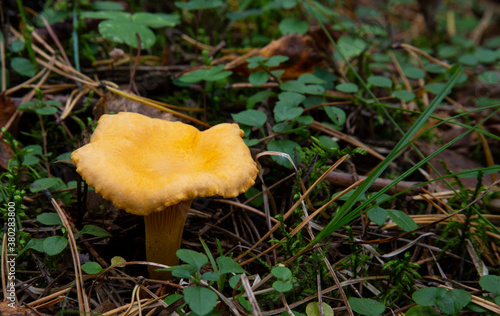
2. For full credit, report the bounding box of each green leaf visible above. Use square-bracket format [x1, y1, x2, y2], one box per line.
[18, 101, 35, 111]
[77, 225, 111, 237]
[216, 256, 247, 275]
[35, 8, 69, 26]
[43, 236, 68, 256]
[132, 13, 180, 28]
[479, 275, 500, 295]
[274, 92, 305, 122]
[271, 266, 292, 280]
[305, 302, 334, 316]
[475, 48, 497, 63]
[10, 57, 36, 77]
[247, 91, 276, 109]
[176, 249, 208, 271]
[437, 45, 458, 58]
[111, 256, 126, 266]
[280, 80, 324, 95]
[478, 71, 499, 85]
[10, 40, 25, 53]
[246, 56, 268, 69]
[90, 1, 125, 10]
[296, 115, 313, 125]
[336, 82, 358, 93]
[55, 152, 72, 162]
[81, 11, 130, 20]
[267, 140, 301, 169]
[273, 122, 293, 133]
[164, 293, 184, 306]
[172, 268, 193, 278]
[412, 287, 441, 306]
[298, 73, 326, 84]
[337, 36, 366, 59]
[279, 17, 309, 35]
[425, 82, 450, 95]
[202, 272, 220, 281]
[317, 136, 338, 149]
[35, 107, 58, 115]
[81, 261, 104, 274]
[179, 65, 232, 83]
[37, 213, 62, 226]
[402, 67, 425, 79]
[368, 76, 393, 88]
[265, 55, 289, 67]
[272, 280, 293, 292]
[30, 177, 63, 192]
[436, 288, 471, 315]
[425, 63, 447, 74]
[324, 106, 346, 126]
[238, 296, 253, 312]
[271, 69, 285, 79]
[393, 90, 415, 102]
[99, 20, 156, 49]
[175, 0, 223, 10]
[44, 100, 63, 107]
[249, 71, 269, 86]
[23, 238, 45, 254]
[458, 54, 478, 66]
[244, 138, 260, 147]
[367, 207, 387, 226]
[232, 110, 267, 127]
[23, 154, 39, 166]
[280, 0, 298, 9]
[387, 209, 418, 232]
[183, 286, 218, 316]
[274, 102, 303, 122]
[229, 274, 242, 289]
[405, 305, 441, 316]
[348, 297, 385, 316]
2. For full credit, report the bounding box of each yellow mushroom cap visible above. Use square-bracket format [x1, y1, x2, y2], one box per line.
[71, 112, 258, 216]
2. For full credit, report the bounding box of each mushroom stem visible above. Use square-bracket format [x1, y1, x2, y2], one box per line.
[144, 199, 192, 279]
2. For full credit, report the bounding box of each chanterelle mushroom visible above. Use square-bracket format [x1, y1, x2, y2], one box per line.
[72, 112, 258, 279]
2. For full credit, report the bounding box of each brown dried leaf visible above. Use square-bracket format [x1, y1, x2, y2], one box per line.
[227, 34, 325, 80]
[0, 94, 17, 127]
[0, 94, 17, 169]
[424, 146, 493, 189]
[93, 91, 175, 122]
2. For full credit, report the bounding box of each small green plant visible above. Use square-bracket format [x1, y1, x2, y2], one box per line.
[20, 213, 111, 257]
[167, 248, 249, 315]
[179, 65, 232, 83]
[366, 193, 418, 232]
[381, 252, 421, 305]
[271, 265, 294, 292]
[81, 9, 180, 49]
[411, 287, 471, 315]
[348, 297, 385, 316]
[407, 274, 500, 315]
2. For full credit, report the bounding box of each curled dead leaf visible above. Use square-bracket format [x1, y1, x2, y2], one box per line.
[226, 34, 326, 80]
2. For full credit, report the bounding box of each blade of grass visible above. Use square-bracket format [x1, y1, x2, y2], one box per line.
[310, 66, 464, 247]
[336, 106, 499, 231]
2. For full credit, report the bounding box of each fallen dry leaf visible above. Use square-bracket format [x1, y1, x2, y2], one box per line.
[93, 91, 175, 122]
[0, 94, 17, 169]
[226, 34, 325, 80]
[423, 146, 493, 190]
